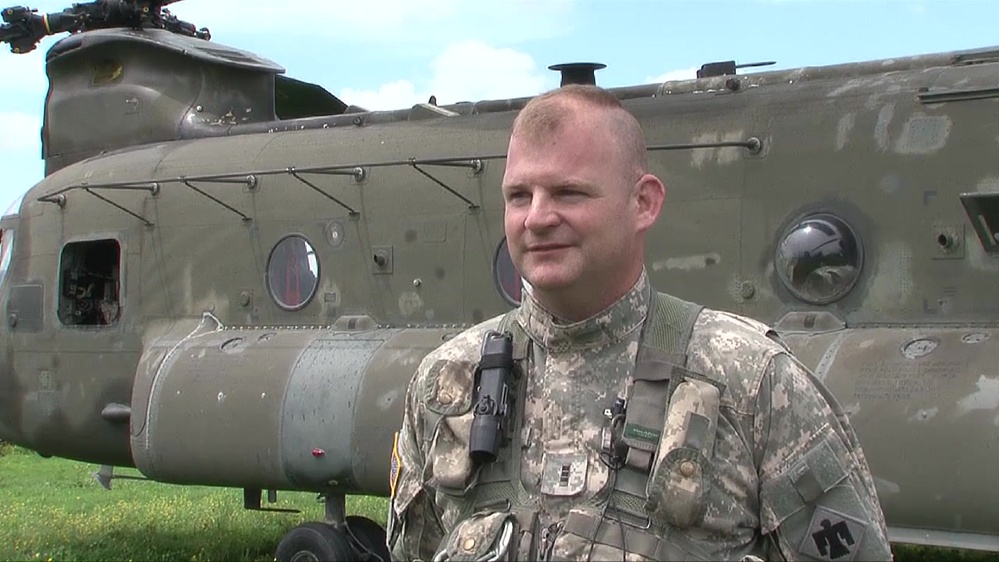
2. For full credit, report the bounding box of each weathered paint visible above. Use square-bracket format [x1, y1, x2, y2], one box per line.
[132, 322, 457, 492]
[0, 25, 997, 552]
[782, 326, 999, 541]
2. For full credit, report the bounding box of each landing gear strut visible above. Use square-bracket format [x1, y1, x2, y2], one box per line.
[275, 492, 390, 562]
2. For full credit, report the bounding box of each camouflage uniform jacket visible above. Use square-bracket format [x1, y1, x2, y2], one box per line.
[388, 272, 892, 561]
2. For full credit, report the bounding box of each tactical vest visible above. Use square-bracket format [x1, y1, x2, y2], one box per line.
[427, 292, 737, 562]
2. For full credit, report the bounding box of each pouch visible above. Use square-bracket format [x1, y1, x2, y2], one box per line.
[645, 378, 721, 528]
[432, 511, 517, 562]
[424, 358, 478, 493]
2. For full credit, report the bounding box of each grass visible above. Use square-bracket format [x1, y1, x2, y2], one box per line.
[0, 445, 995, 561]
[0, 446, 385, 561]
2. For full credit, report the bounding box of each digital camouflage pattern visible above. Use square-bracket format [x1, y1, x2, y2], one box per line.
[388, 271, 892, 561]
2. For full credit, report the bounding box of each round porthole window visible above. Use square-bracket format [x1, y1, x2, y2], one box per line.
[776, 214, 862, 305]
[267, 235, 320, 311]
[493, 238, 523, 306]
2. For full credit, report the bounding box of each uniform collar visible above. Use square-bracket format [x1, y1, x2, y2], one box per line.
[516, 270, 651, 353]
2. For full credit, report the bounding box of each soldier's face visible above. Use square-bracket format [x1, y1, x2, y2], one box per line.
[501, 112, 643, 308]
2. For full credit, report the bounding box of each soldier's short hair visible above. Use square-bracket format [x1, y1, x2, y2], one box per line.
[511, 85, 648, 177]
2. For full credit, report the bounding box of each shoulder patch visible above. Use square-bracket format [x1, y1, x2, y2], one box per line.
[389, 431, 401, 499]
[799, 505, 867, 561]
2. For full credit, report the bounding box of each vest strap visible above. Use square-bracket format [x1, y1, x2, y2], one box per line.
[563, 511, 707, 561]
[643, 292, 703, 358]
[620, 292, 703, 472]
[622, 378, 669, 471]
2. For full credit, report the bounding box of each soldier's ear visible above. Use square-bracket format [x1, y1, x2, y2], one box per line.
[634, 174, 665, 232]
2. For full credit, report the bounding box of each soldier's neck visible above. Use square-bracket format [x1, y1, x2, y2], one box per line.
[518, 271, 651, 352]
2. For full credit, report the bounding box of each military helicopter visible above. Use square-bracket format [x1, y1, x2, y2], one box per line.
[1, 0, 998, 560]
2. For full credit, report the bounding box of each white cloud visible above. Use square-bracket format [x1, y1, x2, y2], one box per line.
[646, 67, 698, 83]
[340, 80, 421, 111]
[338, 41, 552, 110]
[0, 112, 42, 151]
[430, 41, 549, 104]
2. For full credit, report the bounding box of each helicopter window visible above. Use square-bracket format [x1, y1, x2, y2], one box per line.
[493, 238, 523, 306]
[776, 214, 863, 305]
[91, 59, 124, 86]
[0, 229, 14, 290]
[267, 235, 320, 311]
[58, 239, 121, 326]
[3, 193, 24, 218]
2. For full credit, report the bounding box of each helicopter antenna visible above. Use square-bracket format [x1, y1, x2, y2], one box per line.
[0, 0, 209, 54]
[696, 59, 776, 79]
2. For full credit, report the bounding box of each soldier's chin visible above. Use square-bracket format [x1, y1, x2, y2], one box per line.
[520, 271, 577, 293]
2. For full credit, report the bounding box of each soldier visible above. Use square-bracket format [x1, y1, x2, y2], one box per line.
[387, 85, 892, 561]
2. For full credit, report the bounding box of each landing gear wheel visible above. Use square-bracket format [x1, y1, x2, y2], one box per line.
[275, 522, 353, 562]
[346, 515, 391, 562]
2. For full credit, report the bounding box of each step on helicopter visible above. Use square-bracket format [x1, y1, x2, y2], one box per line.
[2, 1, 998, 560]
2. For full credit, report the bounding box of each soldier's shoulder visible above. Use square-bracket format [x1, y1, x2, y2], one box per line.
[684, 306, 790, 410]
[418, 314, 506, 369]
[688, 306, 784, 348]
[411, 314, 506, 412]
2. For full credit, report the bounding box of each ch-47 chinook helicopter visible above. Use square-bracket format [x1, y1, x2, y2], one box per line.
[2, 0, 998, 560]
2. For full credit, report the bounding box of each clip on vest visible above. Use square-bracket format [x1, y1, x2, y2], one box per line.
[601, 397, 629, 470]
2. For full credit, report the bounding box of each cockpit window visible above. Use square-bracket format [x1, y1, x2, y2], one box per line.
[0, 229, 14, 289]
[267, 235, 320, 311]
[776, 214, 863, 305]
[0, 195, 25, 290]
[3, 193, 24, 217]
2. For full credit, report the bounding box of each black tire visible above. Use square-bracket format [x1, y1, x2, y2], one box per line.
[275, 522, 354, 562]
[345, 515, 391, 562]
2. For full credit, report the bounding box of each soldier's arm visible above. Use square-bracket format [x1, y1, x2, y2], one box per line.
[753, 353, 893, 561]
[387, 364, 446, 561]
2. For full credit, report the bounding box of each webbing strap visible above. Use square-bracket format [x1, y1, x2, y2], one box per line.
[620, 292, 703, 472]
[603, 467, 652, 526]
[563, 511, 705, 561]
[643, 292, 704, 361]
[621, 379, 669, 470]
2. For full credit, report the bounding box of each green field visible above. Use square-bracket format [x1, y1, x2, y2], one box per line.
[0, 445, 384, 561]
[0, 445, 995, 561]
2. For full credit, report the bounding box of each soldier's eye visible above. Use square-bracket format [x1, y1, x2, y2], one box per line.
[506, 191, 530, 202]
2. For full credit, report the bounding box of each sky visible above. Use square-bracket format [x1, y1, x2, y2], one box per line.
[0, 0, 997, 213]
